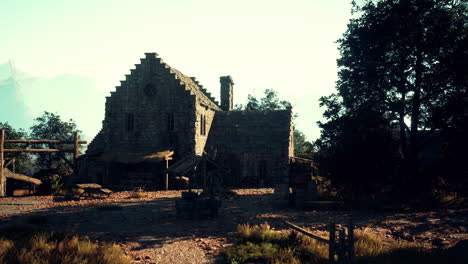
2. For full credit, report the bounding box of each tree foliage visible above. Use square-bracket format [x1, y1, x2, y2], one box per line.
[317, 0, 467, 197]
[0, 122, 33, 174]
[29, 112, 81, 171]
[235, 88, 293, 111]
[236, 89, 314, 157]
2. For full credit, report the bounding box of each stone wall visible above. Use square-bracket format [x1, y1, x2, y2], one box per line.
[194, 102, 217, 156]
[83, 53, 222, 184]
[206, 109, 294, 186]
[88, 53, 221, 158]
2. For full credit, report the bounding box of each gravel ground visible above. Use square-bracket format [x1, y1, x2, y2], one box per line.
[0, 188, 467, 263]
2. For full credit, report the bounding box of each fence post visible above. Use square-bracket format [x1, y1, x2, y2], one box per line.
[348, 221, 354, 263]
[329, 222, 336, 264]
[339, 228, 346, 263]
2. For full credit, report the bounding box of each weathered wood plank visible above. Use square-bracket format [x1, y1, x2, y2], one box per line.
[5, 140, 87, 144]
[76, 183, 102, 189]
[284, 221, 330, 244]
[100, 188, 112, 194]
[4, 149, 69, 152]
[3, 168, 42, 185]
[4, 158, 15, 168]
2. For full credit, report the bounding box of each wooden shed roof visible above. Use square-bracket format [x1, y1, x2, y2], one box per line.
[3, 168, 42, 185]
[100, 149, 174, 164]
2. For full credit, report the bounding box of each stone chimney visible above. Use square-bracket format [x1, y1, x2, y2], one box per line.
[220, 76, 234, 111]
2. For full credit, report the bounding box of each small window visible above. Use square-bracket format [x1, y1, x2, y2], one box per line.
[167, 113, 174, 131]
[200, 115, 207, 135]
[127, 114, 134, 132]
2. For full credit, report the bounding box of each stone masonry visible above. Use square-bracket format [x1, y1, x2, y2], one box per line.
[80, 53, 294, 191]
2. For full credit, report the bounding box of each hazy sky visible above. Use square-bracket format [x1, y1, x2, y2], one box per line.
[0, 0, 353, 141]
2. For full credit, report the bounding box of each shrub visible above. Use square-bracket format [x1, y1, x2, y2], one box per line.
[236, 222, 288, 245]
[37, 174, 64, 195]
[224, 242, 278, 264]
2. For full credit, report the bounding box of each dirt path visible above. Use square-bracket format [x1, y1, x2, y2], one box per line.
[1, 189, 467, 263]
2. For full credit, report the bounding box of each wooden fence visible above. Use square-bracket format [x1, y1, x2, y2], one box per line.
[0, 128, 87, 197]
[284, 221, 354, 264]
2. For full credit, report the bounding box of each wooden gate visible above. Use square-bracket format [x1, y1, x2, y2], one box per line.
[0, 128, 87, 197]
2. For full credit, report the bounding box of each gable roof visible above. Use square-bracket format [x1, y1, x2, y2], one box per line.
[144, 53, 221, 110]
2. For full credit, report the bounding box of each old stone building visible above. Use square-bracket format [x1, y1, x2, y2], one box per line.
[79, 53, 294, 191]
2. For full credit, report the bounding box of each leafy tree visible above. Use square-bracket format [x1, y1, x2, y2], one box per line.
[0, 122, 33, 174]
[318, 0, 467, 195]
[236, 89, 314, 156]
[293, 130, 314, 159]
[29, 112, 81, 171]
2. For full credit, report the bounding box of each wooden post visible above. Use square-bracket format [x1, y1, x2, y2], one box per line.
[202, 157, 207, 191]
[73, 131, 79, 164]
[348, 221, 354, 263]
[0, 129, 5, 197]
[165, 158, 169, 190]
[329, 223, 336, 264]
[338, 228, 346, 264]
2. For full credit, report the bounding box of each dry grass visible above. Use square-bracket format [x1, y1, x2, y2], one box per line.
[71, 187, 85, 196]
[129, 190, 148, 199]
[0, 225, 130, 264]
[225, 222, 468, 264]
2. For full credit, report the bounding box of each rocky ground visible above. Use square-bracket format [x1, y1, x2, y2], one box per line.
[0, 189, 467, 263]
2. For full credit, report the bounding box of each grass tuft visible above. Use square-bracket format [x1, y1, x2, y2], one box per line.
[0, 226, 130, 264]
[129, 190, 148, 199]
[236, 222, 288, 245]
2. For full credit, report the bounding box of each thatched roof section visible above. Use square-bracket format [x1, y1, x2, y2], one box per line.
[100, 149, 174, 164]
[165, 155, 229, 176]
[3, 168, 42, 185]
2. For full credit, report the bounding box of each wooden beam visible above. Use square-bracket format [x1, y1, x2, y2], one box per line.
[73, 131, 79, 167]
[4, 158, 15, 168]
[284, 221, 330, 245]
[5, 139, 87, 144]
[4, 149, 68, 153]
